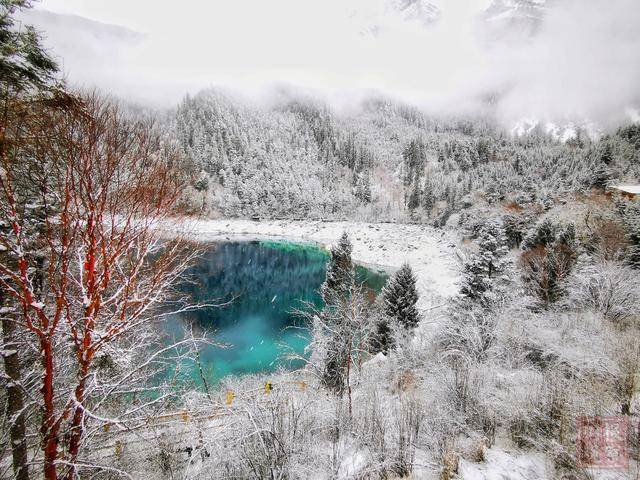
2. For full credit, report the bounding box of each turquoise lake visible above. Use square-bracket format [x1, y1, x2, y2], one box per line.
[163, 240, 387, 385]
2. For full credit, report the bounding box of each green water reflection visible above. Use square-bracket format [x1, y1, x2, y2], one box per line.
[163, 240, 387, 385]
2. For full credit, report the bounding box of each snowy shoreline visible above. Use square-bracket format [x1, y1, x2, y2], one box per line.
[171, 218, 461, 308]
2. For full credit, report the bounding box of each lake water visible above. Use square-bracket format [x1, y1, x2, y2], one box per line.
[163, 240, 387, 386]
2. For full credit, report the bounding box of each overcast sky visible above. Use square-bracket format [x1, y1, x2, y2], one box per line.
[24, 0, 640, 126]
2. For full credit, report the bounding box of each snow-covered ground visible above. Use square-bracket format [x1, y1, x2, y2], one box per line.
[459, 448, 548, 480]
[172, 219, 461, 308]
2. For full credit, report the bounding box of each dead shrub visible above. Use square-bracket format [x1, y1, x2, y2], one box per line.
[463, 437, 488, 463]
[588, 218, 628, 262]
[391, 395, 425, 477]
[509, 375, 569, 449]
[392, 369, 417, 394]
[439, 440, 459, 480]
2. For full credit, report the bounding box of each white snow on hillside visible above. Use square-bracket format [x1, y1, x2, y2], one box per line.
[459, 448, 547, 480]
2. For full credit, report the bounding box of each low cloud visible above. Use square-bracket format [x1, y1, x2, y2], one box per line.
[21, 0, 640, 127]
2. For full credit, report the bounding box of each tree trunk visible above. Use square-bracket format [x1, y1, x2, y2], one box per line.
[1, 285, 30, 480]
[40, 337, 58, 480]
[65, 363, 89, 480]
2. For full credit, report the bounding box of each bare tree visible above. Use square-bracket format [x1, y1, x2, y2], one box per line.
[0, 91, 197, 479]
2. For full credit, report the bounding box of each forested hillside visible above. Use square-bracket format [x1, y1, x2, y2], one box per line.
[174, 89, 640, 222]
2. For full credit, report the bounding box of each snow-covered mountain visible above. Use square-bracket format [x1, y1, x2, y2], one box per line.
[387, 0, 441, 28]
[483, 0, 547, 22]
[480, 0, 549, 41]
[17, 9, 146, 92]
[353, 0, 441, 38]
[510, 106, 640, 142]
[510, 117, 602, 142]
[19, 9, 145, 46]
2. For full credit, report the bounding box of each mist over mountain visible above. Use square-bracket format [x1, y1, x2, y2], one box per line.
[480, 0, 548, 41]
[22, 0, 640, 132]
[16, 9, 145, 93]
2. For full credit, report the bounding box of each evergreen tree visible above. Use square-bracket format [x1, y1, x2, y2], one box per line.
[382, 263, 420, 330]
[402, 138, 426, 186]
[520, 220, 577, 305]
[320, 233, 355, 392]
[591, 161, 612, 190]
[321, 232, 354, 305]
[617, 124, 640, 150]
[625, 203, 640, 269]
[599, 140, 614, 165]
[460, 221, 509, 302]
[371, 306, 393, 355]
[0, 0, 58, 92]
[407, 180, 421, 211]
[354, 174, 372, 204]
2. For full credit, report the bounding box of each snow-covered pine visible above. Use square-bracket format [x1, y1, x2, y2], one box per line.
[520, 219, 578, 305]
[321, 232, 354, 306]
[459, 221, 509, 303]
[625, 201, 640, 269]
[381, 263, 420, 330]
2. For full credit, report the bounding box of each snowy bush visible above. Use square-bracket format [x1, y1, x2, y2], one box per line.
[568, 262, 640, 324]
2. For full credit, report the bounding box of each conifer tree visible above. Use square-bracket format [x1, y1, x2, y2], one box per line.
[460, 221, 509, 302]
[321, 232, 354, 305]
[320, 233, 355, 392]
[599, 140, 613, 165]
[371, 307, 393, 354]
[520, 220, 577, 305]
[371, 264, 420, 355]
[422, 178, 436, 212]
[355, 174, 372, 204]
[1, 1, 58, 93]
[625, 203, 640, 269]
[407, 180, 421, 211]
[591, 161, 612, 190]
[382, 263, 420, 330]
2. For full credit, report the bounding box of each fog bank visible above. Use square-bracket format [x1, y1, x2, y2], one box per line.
[20, 0, 640, 127]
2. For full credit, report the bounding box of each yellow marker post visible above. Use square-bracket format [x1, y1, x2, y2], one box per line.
[265, 381, 273, 394]
[181, 411, 189, 422]
[115, 440, 123, 457]
[226, 390, 234, 406]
